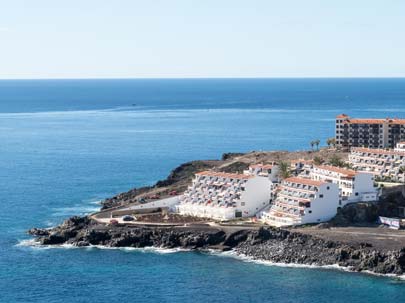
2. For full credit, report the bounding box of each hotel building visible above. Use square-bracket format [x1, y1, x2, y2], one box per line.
[349, 145, 405, 182]
[310, 165, 378, 203]
[261, 177, 340, 227]
[177, 171, 272, 220]
[335, 114, 405, 150]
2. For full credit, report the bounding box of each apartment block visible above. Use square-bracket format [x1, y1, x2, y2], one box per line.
[335, 114, 405, 150]
[177, 171, 272, 220]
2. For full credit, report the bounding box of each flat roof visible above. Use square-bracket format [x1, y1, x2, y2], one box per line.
[351, 147, 405, 157]
[284, 177, 325, 187]
[195, 171, 253, 180]
[343, 118, 405, 125]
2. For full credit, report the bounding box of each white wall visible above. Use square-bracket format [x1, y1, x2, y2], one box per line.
[301, 183, 340, 224]
[123, 196, 181, 212]
[346, 172, 378, 203]
[237, 176, 272, 217]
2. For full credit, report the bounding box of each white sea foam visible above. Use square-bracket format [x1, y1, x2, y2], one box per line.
[16, 238, 42, 247]
[205, 250, 405, 280]
[16, 239, 190, 254]
[0, 106, 358, 118]
[15, 240, 405, 280]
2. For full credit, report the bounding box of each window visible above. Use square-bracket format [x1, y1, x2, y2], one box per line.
[326, 186, 330, 190]
[308, 210, 312, 214]
[319, 194, 324, 198]
[241, 202, 245, 206]
[355, 192, 359, 196]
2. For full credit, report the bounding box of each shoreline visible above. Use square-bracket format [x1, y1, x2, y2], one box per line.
[27, 149, 405, 278]
[17, 236, 405, 281]
[27, 217, 405, 277]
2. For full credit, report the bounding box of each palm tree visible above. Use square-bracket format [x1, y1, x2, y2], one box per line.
[326, 138, 336, 149]
[278, 161, 291, 179]
[310, 141, 315, 151]
[315, 139, 320, 151]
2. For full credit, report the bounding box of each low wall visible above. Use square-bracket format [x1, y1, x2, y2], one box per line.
[112, 196, 181, 216]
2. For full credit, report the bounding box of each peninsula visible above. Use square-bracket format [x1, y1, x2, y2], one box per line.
[28, 115, 405, 277]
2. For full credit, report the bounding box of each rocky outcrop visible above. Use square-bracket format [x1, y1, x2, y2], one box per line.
[330, 203, 379, 226]
[28, 217, 405, 276]
[101, 160, 216, 209]
[236, 228, 405, 275]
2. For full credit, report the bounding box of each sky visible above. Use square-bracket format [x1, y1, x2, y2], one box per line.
[0, 0, 404, 79]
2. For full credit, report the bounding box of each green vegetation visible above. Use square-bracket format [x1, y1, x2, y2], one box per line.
[278, 161, 291, 179]
[326, 137, 336, 148]
[329, 155, 345, 167]
[313, 156, 324, 165]
[310, 139, 321, 151]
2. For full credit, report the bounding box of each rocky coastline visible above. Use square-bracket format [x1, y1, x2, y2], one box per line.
[28, 216, 405, 277]
[27, 149, 405, 277]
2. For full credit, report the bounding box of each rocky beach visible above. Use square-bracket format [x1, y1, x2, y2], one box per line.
[28, 216, 405, 276]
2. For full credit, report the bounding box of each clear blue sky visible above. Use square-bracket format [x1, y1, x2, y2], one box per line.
[0, 0, 404, 79]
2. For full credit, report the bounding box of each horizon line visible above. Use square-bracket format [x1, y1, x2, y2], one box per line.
[0, 76, 405, 81]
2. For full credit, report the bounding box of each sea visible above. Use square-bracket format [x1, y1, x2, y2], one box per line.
[1, 78, 405, 303]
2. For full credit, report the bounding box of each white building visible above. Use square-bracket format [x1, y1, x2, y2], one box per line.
[310, 165, 378, 204]
[177, 171, 272, 220]
[261, 177, 340, 227]
[394, 142, 405, 152]
[291, 159, 314, 177]
[244, 163, 279, 182]
[349, 145, 405, 182]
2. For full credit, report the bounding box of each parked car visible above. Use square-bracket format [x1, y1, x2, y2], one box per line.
[149, 194, 160, 199]
[169, 190, 178, 196]
[122, 215, 135, 221]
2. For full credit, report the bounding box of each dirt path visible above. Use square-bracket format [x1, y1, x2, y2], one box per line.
[295, 226, 405, 251]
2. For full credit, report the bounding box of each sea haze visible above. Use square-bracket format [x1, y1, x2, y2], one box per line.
[1, 79, 405, 302]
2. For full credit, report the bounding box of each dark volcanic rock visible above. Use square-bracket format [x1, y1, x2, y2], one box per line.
[28, 217, 405, 277]
[154, 161, 214, 188]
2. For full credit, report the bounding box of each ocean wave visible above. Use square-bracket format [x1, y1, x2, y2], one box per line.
[206, 249, 405, 280]
[0, 106, 360, 118]
[15, 239, 190, 254]
[14, 239, 405, 280]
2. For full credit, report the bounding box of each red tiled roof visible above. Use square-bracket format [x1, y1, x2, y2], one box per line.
[195, 171, 253, 180]
[336, 114, 349, 119]
[284, 177, 325, 187]
[313, 165, 356, 178]
[343, 117, 405, 125]
[345, 119, 386, 124]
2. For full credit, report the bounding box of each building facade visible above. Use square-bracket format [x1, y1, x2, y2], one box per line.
[261, 177, 340, 227]
[349, 145, 405, 182]
[177, 171, 272, 220]
[243, 164, 279, 182]
[310, 165, 378, 203]
[335, 114, 405, 150]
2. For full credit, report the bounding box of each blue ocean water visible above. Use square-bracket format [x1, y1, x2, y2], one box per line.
[1, 78, 405, 302]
